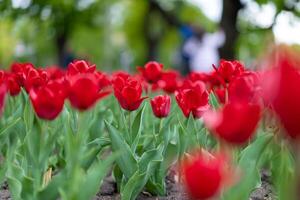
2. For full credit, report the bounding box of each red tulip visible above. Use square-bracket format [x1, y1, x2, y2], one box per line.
[157, 70, 181, 93]
[10, 62, 34, 87]
[68, 74, 110, 110]
[46, 66, 65, 80]
[150, 95, 171, 118]
[137, 61, 163, 83]
[262, 52, 300, 138]
[95, 71, 111, 88]
[175, 81, 209, 118]
[214, 87, 226, 104]
[67, 60, 96, 76]
[228, 71, 261, 103]
[113, 75, 146, 111]
[182, 151, 225, 200]
[204, 101, 261, 144]
[24, 68, 49, 92]
[7, 73, 21, 96]
[187, 72, 209, 83]
[217, 60, 244, 83]
[30, 81, 65, 120]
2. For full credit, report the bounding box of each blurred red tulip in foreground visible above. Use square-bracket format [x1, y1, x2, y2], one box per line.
[204, 101, 261, 144]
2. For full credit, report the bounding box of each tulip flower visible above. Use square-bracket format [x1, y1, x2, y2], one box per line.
[113, 75, 147, 111]
[68, 74, 110, 110]
[67, 60, 96, 76]
[10, 62, 34, 87]
[30, 81, 65, 120]
[262, 52, 300, 138]
[150, 95, 171, 118]
[175, 81, 209, 118]
[95, 71, 111, 88]
[214, 87, 226, 104]
[182, 151, 226, 200]
[217, 60, 245, 83]
[228, 71, 261, 103]
[137, 61, 163, 83]
[157, 70, 181, 93]
[24, 68, 49, 92]
[204, 101, 261, 144]
[46, 66, 65, 80]
[7, 73, 21, 96]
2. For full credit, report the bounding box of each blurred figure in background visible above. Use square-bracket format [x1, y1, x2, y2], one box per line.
[181, 25, 225, 74]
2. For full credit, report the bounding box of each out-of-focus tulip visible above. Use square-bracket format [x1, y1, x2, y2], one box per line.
[217, 60, 244, 83]
[175, 81, 209, 118]
[204, 101, 261, 144]
[262, 52, 300, 139]
[182, 151, 226, 200]
[228, 71, 261, 103]
[30, 81, 65, 120]
[158, 70, 181, 93]
[137, 61, 163, 83]
[67, 60, 96, 76]
[24, 68, 49, 92]
[68, 74, 110, 110]
[7, 73, 21, 96]
[10, 62, 34, 87]
[150, 95, 171, 118]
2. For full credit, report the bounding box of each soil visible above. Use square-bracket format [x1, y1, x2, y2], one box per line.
[0, 170, 274, 200]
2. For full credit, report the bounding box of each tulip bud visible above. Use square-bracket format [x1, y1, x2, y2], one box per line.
[113, 75, 147, 111]
[68, 74, 110, 110]
[67, 60, 96, 76]
[150, 95, 171, 118]
[182, 151, 226, 200]
[175, 81, 209, 118]
[218, 60, 245, 83]
[137, 61, 163, 83]
[30, 81, 65, 120]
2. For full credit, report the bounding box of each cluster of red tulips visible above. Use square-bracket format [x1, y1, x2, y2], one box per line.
[0, 47, 300, 200]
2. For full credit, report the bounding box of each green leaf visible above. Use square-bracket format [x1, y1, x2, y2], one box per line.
[222, 133, 273, 200]
[37, 172, 66, 200]
[77, 153, 117, 200]
[105, 121, 137, 179]
[209, 92, 220, 109]
[23, 97, 34, 133]
[271, 144, 295, 200]
[121, 145, 164, 200]
[0, 117, 21, 137]
[131, 105, 146, 151]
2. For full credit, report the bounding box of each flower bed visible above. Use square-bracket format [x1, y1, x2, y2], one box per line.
[0, 48, 299, 200]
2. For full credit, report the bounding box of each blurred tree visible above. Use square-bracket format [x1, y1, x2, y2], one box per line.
[0, 0, 114, 67]
[220, 0, 300, 60]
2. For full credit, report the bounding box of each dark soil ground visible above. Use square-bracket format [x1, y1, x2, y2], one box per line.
[0, 170, 274, 200]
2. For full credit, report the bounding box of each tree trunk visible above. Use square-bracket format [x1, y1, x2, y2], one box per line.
[219, 0, 243, 59]
[55, 33, 67, 68]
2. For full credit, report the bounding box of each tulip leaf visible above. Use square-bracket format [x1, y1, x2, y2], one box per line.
[222, 133, 273, 200]
[271, 144, 295, 200]
[37, 172, 66, 200]
[131, 105, 146, 151]
[209, 92, 220, 109]
[0, 117, 21, 137]
[105, 121, 137, 179]
[77, 153, 117, 200]
[23, 97, 34, 133]
[121, 144, 164, 200]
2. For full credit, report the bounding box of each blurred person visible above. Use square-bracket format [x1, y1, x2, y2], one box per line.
[181, 25, 225, 73]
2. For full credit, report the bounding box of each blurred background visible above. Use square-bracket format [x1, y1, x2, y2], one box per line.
[0, 0, 300, 72]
